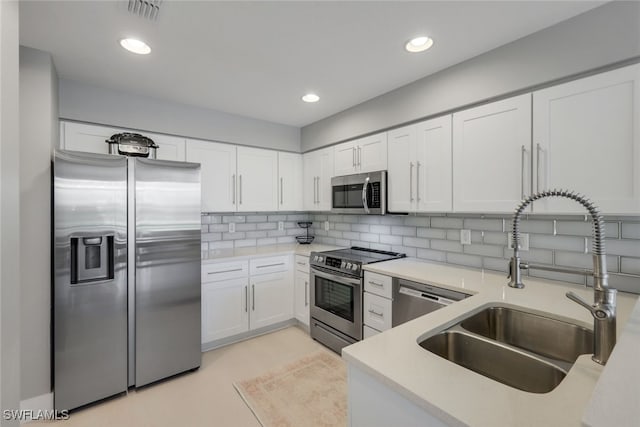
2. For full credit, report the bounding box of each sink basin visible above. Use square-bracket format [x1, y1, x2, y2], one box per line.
[460, 306, 593, 363]
[420, 331, 566, 393]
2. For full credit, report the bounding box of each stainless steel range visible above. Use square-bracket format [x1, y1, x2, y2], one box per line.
[309, 247, 406, 353]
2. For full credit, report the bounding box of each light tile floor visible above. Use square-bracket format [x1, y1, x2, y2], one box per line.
[36, 326, 331, 426]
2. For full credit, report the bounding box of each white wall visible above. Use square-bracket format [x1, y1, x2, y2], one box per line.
[19, 46, 57, 402]
[301, 1, 640, 151]
[59, 79, 301, 152]
[0, 1, 21, 426]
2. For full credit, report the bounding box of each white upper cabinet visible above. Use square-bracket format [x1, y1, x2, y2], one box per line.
[237, 146, 279, 212]
[60, 121, 123, 154]
[303, 147, 334, 211]
[149, 133, 186, 161]
[278, 152, 303, 211]
[186, 139, 237, 212]
[334, 132, 387, 176]
[387, 116, 452, 213]
[533, 63, 640, 214]
[453, 94, 532, 213]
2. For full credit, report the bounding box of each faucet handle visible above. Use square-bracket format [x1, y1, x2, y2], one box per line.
[566, 291, 610, 319]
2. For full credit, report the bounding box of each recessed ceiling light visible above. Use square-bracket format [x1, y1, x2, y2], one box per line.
[119, 38, 151, 55]
[405, 36, 434, 53]
[302, 93, 320, 103]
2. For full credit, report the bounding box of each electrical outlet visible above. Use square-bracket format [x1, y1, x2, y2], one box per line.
[228, 222, 235, 233]
[278, 221, 284, 231]
[507, 232, 529, 251]
[460, 229, 471, 245]
[324, 221, 330, 231]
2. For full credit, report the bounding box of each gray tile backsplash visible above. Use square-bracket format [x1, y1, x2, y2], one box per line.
[200, 211, 640, 294]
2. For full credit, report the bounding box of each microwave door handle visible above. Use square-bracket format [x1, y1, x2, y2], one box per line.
[362, 176, 370, 214]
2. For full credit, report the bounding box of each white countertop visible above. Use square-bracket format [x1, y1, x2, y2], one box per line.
[343, 258, 639, 427]
[201, 243, 343, 263]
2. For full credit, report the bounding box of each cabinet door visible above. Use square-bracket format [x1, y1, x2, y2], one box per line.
[415, 116, 453, 212]
[250, 271, 294, 330]
[201, 278, 249, 343]
[358, 133, 388, 173]
[453, 94, 532, 213]
[149, 133, 186, 161]
[303, 151, 321, 211]
[186, 139, 236, 212]
[318, 147, 335, 211]
[278, 152, 303, 211]
[61, 121, 124, 154]
[533, 64, 640, 214]
[237, 147, 278, 212]
[294, 269, 310, 326]
[387, 125, 416, 212]
[333, 140, 358, 176]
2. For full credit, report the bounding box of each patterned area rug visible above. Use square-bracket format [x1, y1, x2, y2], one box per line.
[233, 351, 347, 427]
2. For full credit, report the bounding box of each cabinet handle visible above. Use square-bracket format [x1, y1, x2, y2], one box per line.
[244, 286, 248, 312]
[296, 261, 306, 266]
[536, 143, 542, 192]
[368, 309, 384, 317]
[304, 280, 309, 306]
[239, 175, 243, 204]
[316, 176, 320, 204]
[256, 262, 285, 269]
[280, 177, 284, 205]
[416, 161, 421, 203]
[409, 162, 414, 202]
[368, 280, 384, 287]
[358, 146, 361, 167]
[232, 174, 236, 204]
[208, 268, 243, 275]
[252, 284, 255, 311]
[520, 145, 527, 199]
[314, 177, 318, 204]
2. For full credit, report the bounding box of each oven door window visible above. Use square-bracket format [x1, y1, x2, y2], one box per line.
[332, 184, 364, 209]
[314, 276, 354, 322]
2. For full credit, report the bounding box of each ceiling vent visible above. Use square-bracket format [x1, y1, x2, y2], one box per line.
[127, 0, 162, 20]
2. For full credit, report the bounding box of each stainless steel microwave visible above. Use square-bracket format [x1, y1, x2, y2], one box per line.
[331, 171, 386, 215]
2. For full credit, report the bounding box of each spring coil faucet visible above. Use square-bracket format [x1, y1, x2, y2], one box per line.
[507, 189, 617, 364]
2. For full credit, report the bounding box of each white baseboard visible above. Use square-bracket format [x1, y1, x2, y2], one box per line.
[19, 392, 53, 424]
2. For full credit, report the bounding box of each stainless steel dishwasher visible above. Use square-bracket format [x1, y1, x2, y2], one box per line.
[392, 278, 470, 327]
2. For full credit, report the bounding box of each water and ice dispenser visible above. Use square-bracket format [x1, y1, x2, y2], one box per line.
[70, 235, 114, 284]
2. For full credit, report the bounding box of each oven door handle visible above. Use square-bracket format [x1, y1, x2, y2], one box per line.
[311, 267, 361, 287]
[362, 176, 370, 214]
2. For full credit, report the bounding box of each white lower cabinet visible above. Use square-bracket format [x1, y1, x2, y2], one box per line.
[362, 271, 393, 336]
[202, 277, 250, 343]
[363, 325, 381, 339]
[250, 270, 294, 330]
[294, 255, 310, 326]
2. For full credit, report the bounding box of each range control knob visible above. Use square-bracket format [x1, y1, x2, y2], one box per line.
[346, 262, 352, 270]
[341, 261, 346, 268]
[318, 256, 324, 263]
[351, 264, 359, 271]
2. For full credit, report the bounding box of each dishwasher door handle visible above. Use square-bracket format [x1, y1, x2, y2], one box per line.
[398, 286, 454, 307]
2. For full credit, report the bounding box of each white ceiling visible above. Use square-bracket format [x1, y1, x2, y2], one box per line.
[20, 1, 605, 127]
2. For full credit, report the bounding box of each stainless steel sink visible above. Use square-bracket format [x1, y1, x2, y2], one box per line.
[460, 306, 593, 363]
[419, 331, 566, 393]
[419, 306, 594, 393]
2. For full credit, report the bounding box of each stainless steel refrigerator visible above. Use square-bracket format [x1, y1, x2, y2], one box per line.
[53, 150, 201, 411]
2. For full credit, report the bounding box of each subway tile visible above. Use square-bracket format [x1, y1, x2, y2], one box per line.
[430, 239, 463, 253]
[470, 231, 483, 244]
[313, 214, 327, 221]
[403, 237, 429, 249]
[507, 219, 552, 234]
[463, 218, 503, 231]
[335, 223, 351, 231]
[360, 233, 380, 243]
[555, 220, 618, 238]
[246, 215, 268, 223]
[222, 232, 246, 240]
[287, 214, 307, 221]
[621, 223, 640, 239]
[267, 214, 287, 222]
[209, 241, 234, 250]
[599, 273, 640, 293]
[234, 239, 257, 248]
[202, 232, 222, 242]
[554, 251, 618, 272]
[314, 229, 328, 237]
[284, 221, 298, 229]
[257, 222, 278, 230]
[335, 239, 351, 247]
[504, 247, 554, 265]
[391, 226, 416, 236]
[287, 228, 302, 236]
[327, 215, 344, 223]
[246, 231, 268, 239]
[380, 216, 405, 225]
[342, 231, 360, 240]
[277, 236, 296, 244]
[369, 243, 392, 252]
[431, 217, 463, 229]
[464, 244, 503, 258]
[370, 225, 391, 235]
[201, 215, 212, 224]
[341, 215, 359, 223]
[201, 242, 209, 252]
[328, 230, 343, 238]
[528, 234, 584, 252]
[446, 230, 460, 241]
[201, 225, 208, 233]
[352, 224, 370, 233]
[483, 231, 507, 246]
[319, 237, 336, 245]
[210, 215, 223, 224]
[607, 239, 640, 257]
[416, 249, 447, 263]
[417, 228, 447, 239]
[393, 246, 416, 257]
[446, 253, 483, 269]
[483, 257, 509, 273]
[360, 216, 382, 224]
[621, 257, 640, 275]
[403, 216, 430, 227]
[256, 237, 278, 246]
[209, 224, 228, 232]
[223, 215, 246, 223]
[380, 234, 402, 245]
[235, 223, 257, 232]
[351, 241, 370, 248]
[267, 230, 286, 237]
[528, 269, 586, 286]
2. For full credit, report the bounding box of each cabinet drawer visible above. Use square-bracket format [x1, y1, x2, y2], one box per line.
[363, 292, 392, 332]
[294, 255, 309, 273]
[363, 325, 381, 339]
[364, 271, 393, 299]
[202, 260, 249, 283]
[250, 255, 290, 275]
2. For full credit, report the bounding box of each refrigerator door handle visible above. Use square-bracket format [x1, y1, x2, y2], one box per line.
[244, 286, 248, 312]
